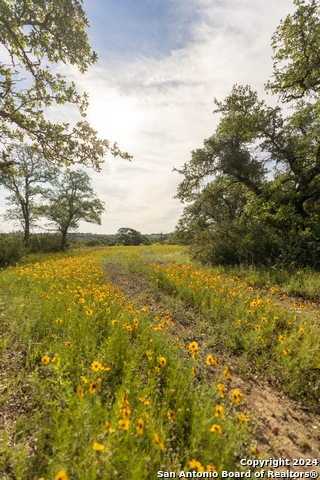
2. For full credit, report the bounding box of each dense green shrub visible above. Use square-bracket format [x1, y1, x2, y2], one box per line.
[27, 234, 62, 253]
[0, 232, 25, 267]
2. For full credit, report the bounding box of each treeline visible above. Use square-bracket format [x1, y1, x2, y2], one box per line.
[0, 230, 171, 268]
[68, 230, 170, 246]
[0, 145, 106, 252]
[0, 232, 62, 267]
[174, 0, 320, 268]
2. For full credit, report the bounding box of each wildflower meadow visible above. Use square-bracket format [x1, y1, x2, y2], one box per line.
[0, 246, 319, 479]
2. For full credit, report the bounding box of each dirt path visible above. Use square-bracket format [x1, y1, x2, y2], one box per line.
[105, 263, 320, 465]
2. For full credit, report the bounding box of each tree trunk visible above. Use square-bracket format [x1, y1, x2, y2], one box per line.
[61, 229, 68, 251]
[23, 209, 30, 245]
[23, 223, 30, 245]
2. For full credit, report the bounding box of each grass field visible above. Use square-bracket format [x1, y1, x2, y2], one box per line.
[0, 245, 319, 479]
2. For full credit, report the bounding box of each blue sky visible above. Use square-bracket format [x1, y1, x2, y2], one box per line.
[0, 0, 294, 235]
[84, 0, 200, 59]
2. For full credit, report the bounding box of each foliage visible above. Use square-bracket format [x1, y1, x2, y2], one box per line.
[41, 169, 105, 250]
[27, 233, 63, 253]
[1, 245, 320, 477]
[0, 232, 68, 267]
[0, 0, 131, 171]
[267, 0, 320, 100]
[116, 227, 150, 246]
[0, 144, 57, 243]
[0, 232, 25, 267]
[0, 248, 253, 479]
[144, 252, 320, 408]
[175, 0, 320, 267]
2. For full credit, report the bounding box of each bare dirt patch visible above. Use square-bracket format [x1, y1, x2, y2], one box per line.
[105, 263, 320, 465]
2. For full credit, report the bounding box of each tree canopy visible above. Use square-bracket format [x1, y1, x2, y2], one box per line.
[116, 228, 149, 246]
[267, 0, 320, 100]
[0, 144, 56, 243]
[41, 169, 105, 250]
[0, 0, 131, 171]
[175, 0, 320, 267]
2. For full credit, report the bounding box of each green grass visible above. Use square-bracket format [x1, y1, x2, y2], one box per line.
[0, 247, 253, 480]
[1, 245, 319, 479]
[98, 246, 320, 407]
[144, 258, 320, 408]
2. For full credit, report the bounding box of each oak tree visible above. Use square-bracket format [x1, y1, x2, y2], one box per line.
[115, 227, 147, 246]
[0, 144, 56, 244]
[267, 0, 320, 100]
[175, 0, 320, 266]
[41, 169, 105, 250]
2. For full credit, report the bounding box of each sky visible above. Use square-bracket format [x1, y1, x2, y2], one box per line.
[0, 0, 295, 235]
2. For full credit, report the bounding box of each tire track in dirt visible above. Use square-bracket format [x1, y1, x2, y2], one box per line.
[104, 263, 320, 465]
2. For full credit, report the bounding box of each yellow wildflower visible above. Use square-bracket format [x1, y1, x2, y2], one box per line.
[77, 386, 84, 398]
[41, 355, 50, 365]
[154, 432, 165, 451]
[159, 356, 166, 367]
[136, 418, 144, 436]
[206, 354, 220, 366]
[105, 421, 116, 433]
[189, 459, 205, 472]
[121, 391, 129, 405]
[120, 406, 132, 420]
[118, 418, 130, 431]
[238, 413, 250, 422]
[188, 341, 199, 354]
[210, 424, 222, 434]
[91, 361, 102, 372]
[92, 442, 105, 451]
[167, 410, 175, 421]
[217, 383, 226, 398]
[54, 470, 68, 480]
[231, 389, 244, 405]
[101, 365, 111, 371]
[251, 446, 263, 458]
[89, 381, 99, 394]
[282, 348, 291, 355]
[133, 318, 139, 329]
[206, 464, 217, 473]
[215, 405, 224, 418]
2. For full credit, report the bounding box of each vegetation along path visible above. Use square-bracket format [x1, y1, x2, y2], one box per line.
[104, 258, 320, 465]
[0, 245, 319, 480]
